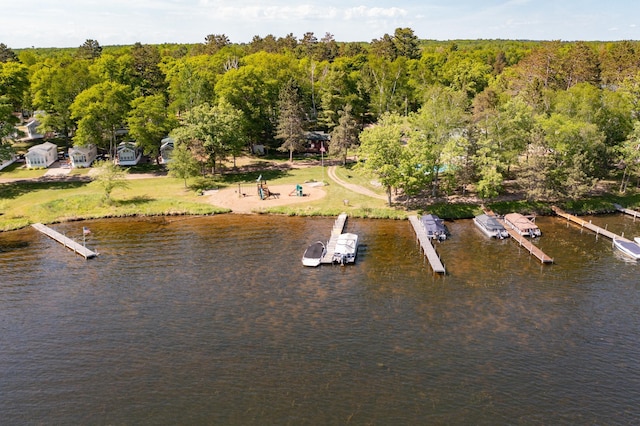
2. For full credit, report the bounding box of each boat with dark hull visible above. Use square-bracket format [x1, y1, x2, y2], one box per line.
[302, 241, 326, 267]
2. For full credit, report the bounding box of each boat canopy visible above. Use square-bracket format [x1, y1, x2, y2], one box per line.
[420, 214, 447, 238]
[475, 214, 505, 231]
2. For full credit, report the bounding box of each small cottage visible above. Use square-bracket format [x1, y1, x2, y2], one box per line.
[69, 144, 97, 168]
[159, 137, 174, 164]
[116, 142, 141, 166]
[25, 142, 57, 168]
[304, 131, 330, 154]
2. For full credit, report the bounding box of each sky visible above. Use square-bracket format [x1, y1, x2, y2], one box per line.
[1, 0, 640, 49]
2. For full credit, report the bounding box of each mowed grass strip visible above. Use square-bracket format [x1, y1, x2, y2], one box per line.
[0, 177, 229, 231]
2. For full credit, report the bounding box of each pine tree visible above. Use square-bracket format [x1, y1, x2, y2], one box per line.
[276, 79, 306, 162]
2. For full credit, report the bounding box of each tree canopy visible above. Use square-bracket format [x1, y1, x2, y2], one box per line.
[2, 34, 640, 201]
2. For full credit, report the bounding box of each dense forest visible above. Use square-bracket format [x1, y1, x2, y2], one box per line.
[3, 29, 640, 203]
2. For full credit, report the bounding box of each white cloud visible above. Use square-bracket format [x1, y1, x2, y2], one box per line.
[344, 6, 408, 20]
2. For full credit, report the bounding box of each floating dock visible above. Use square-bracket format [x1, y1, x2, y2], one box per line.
[614, 203, 640, 220]
[408, 216, 446, 274]
[32, 223, 98, 259]
[484, 209, 553, 263]
[321, 213, 348, 264]
[552, 206, 631, 242]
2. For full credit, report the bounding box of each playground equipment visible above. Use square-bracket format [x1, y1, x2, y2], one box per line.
[257, 180, 278, 200]
[289, 184, 303, 197]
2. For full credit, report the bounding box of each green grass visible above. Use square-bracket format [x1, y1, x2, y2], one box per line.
[0, 176, 229, 231]
[333, 163, 387, 197]
[0, 162, 47, 179]
[4, 159, 640, 231]
[258, 165, 409, 219]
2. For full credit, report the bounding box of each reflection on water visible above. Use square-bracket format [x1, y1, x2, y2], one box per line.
[1, 214, 640, 424]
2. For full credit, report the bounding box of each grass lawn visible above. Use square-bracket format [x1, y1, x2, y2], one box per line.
[0, 162, 47, 179]
[0, 176, 229, 231]
[254, 165, 410, 219]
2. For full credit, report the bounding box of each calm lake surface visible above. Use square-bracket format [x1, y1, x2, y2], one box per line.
[1, 213, 640, 424]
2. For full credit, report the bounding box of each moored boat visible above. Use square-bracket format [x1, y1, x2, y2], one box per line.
[634, 237, 640, 245]
[504, 213, 541, 237]
[332, 233, 359, 265]
[613, 238, 640, 260]
[473, 214, 509, 239]
[420, 214, 448, 241]
[302, 241, 326, 267]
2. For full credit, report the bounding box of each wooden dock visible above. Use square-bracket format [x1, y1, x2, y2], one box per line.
[321, 213, 348, 264]
[552, 206, 631, 242]
[614, 203, 640, 220]
[483, 208, 553, 263]
[409, 216, 446, 274]
[32, 223, 98, 259]
[496, 218, 553, 263]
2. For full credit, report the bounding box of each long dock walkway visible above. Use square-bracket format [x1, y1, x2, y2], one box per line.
[614, 203, 640, 220]
[552, 206, 631, 242]
[408, 216, 446, 274]
[483, 208, 553, 263]
[497, 218, 554, 263]
[32, 223, 98, 259]
[321, 213, 348, 264]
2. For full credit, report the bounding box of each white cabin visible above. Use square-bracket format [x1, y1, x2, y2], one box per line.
[69, 144, 97, 168]
[159, 137, 174, 164]
[25, 142, 57, 168]
[116, 142, 141, 166]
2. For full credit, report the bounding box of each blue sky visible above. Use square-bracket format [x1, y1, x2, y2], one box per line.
[2, 0, 639, 49]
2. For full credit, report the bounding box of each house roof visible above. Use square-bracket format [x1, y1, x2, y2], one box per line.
[27, 141, 57, 153]
[305, 131, 330, 141]
[70, 144, 96, 155]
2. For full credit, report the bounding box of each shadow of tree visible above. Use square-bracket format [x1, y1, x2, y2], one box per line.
[0, 178, 91, 200]
[218, 166, 292, 184]
[113, 195, 155, 206]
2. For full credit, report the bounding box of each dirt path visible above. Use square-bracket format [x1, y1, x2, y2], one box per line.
[326, 166, 388, 201]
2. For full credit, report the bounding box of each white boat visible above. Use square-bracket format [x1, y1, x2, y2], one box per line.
[504, 213, 541, 237]
[302, 241, 326, 267]
[634, 237, 640, 245]
[332, 233, 359, 265]
[473, 214, 509, 239]
[613, 239, 640, 260]
[420, 214, 448, 241]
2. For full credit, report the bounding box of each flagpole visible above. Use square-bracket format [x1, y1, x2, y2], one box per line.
[321, 142, 325, 184]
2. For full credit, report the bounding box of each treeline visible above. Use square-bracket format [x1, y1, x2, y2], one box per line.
[2, 31, 640, 202]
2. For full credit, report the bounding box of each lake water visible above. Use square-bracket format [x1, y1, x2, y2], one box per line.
[1, 214, 640, 424]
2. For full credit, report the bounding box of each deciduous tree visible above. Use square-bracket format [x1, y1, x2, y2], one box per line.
[357, 112, 406, 205]
[91, 160, 129, 203]
[127, 94, 178, 160]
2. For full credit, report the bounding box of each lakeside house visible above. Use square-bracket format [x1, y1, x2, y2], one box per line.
[25, 141, 57, 168]
[159, 137, 174, 164]
[116, 141, 141, 166]
[304, 131, 330, 154]
[69, 144, 97, 168]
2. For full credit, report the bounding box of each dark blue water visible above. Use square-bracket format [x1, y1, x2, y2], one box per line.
[1, 214, 639, 424]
